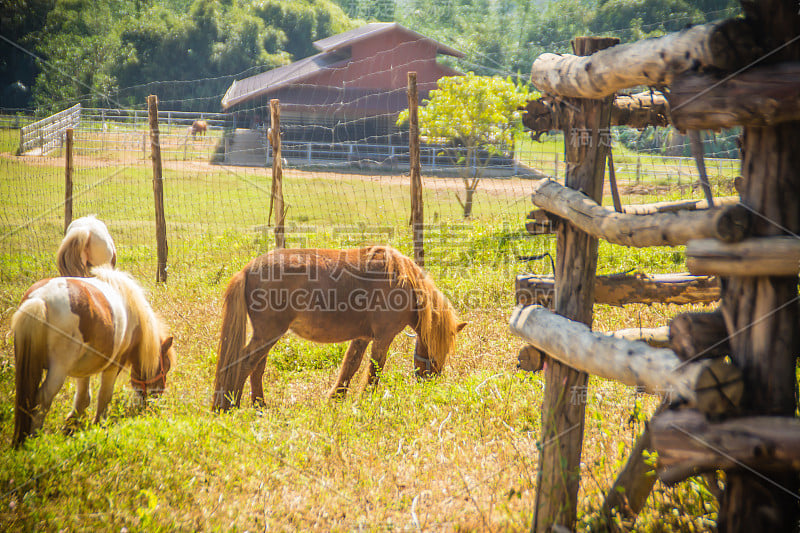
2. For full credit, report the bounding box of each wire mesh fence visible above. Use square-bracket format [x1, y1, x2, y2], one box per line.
[1, 82, 740, 291]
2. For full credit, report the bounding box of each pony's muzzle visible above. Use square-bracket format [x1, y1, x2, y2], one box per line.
[413, 351, 439, 379]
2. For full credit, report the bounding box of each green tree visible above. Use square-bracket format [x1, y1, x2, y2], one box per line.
[252, 0, 354, 60]
[30, 0, 125, 111]
[399, 73, 532, 217]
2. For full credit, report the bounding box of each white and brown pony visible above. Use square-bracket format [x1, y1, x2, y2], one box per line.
[212, 245, 466, 411]
[57, 215, 117, 277]
[12, 267, 175, 447]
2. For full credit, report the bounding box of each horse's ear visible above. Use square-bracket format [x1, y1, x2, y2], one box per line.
[456, 322, 467, 333]
[162, 336, 174, 351]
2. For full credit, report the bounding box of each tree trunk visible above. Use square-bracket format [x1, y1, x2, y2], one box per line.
[463, 184, 475, 218]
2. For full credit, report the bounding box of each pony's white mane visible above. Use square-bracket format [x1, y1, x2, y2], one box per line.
[90, 266, 162, 377]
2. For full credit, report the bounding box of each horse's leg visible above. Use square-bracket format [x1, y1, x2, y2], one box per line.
[31, 365, 69, 434]
[366, 337, 393, 388]
[65, 376, 91, 431]
[93, 368, 120, 424]
[245, 336, 279, 407]
[328, 339, 370, 399]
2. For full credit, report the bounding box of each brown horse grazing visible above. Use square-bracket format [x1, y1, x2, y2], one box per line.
[212, 246, 466, 411]
[57, 215, 117, 277]
[190, 120, 207, 138]
[12, 267, 175, 447]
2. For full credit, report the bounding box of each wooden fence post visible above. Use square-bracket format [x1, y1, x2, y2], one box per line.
[533, 36, 619, 533]
[148, 95, 168, 283]
[270, 99, 285, 249]
[717, 2, 800, 530]
[408, 72, 424, 267]
[64, 128, 73, 234]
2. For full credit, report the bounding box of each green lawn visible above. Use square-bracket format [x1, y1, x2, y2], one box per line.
[0, 129, 722, 531]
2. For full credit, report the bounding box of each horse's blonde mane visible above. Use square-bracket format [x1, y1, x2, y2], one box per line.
[366, 246, 459, 370]
[90, 266, 165, 377]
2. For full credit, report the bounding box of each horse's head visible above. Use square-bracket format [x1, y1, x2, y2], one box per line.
[413, 321, 466, 378]
[131, 335, 175, 398]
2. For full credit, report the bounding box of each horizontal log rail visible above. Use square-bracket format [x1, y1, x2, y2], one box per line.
[515, 272, 720, 308]
[526, 196, 742, 234]
[522, 91, 669, 135]
[668, 63, 800, 132]
[509, 305, 742, 415]
[686, 237, 800, 276]
[651, 409, 800, 485]
[530, 19, 758, 99]
[622, 196, 740, 215]
[612, 326, 670, 348]
[531, 179, 750, 247]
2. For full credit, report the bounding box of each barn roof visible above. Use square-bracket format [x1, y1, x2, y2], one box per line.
[221, 52, 347, 110]
[221, 23, 462, 110]
[313, 22, 464, 58]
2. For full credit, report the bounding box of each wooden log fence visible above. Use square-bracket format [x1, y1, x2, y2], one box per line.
[526, 196, 740, 235]
[668, 310, 729, 362]
[522, 91, 670, 136]
[408, 72, 424, 267]
[686, 237, 800, 277]
[651, 409, 800, 485]
[510, 305, 743, 415]
[529, 20, 758, 99]
[517, 6, 800, 530]
[668, 63, 800, 132]
[530, 36, 618, 533]
[531, 178, 750, 247]
[64, 128, 74, 234]
[148, 95, 168, 283]
[515, 272, 720, 308]
[269, 99, 285, 249]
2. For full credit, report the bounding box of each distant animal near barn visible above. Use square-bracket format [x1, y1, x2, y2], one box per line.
[190, 120, 207, 138]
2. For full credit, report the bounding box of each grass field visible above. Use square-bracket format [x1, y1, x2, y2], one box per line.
[0, 127, 725, 531]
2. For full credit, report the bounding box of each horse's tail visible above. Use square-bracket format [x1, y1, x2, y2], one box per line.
[12, 298, 48, 447]
[57, 227, 89, 277]
[213, 269, 250, 411]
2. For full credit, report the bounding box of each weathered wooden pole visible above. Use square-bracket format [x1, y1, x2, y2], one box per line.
[607, 149, 623, 213]
[148, 95, 168, 283]
[270, 99, 285, 249]
[717, 2, 800, 529]
[532, 36, 619, 533]
[64, 128, 73, 234]
[408, 72, 424, 267]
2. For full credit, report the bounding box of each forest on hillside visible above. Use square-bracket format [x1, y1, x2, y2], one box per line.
[1, 0, 740, 113]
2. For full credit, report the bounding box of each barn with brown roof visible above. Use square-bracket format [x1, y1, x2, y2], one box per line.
[220, 23, 463, 165]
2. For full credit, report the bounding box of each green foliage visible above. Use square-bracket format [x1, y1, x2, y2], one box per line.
[5, 0, 744, 110]
[252, 0, 354, 60]
[399, 73, 532, 164]
[9, 0, 358, 111]
[615, 126, 741, 159]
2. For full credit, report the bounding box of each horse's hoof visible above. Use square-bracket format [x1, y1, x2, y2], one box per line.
[327, 388, 347, 400]
[63, 417, 83, 436]
[252, 397, 266, 410]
